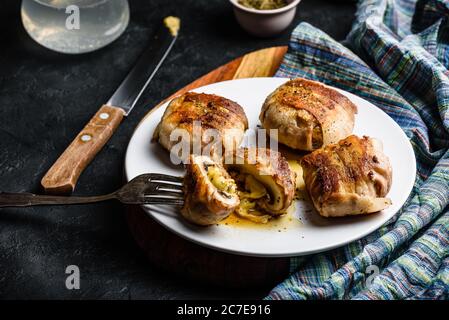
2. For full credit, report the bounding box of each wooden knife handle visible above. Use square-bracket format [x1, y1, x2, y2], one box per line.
[41, 105, 125, 195]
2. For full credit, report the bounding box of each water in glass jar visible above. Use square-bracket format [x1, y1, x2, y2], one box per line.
[21, 0, 130, 54]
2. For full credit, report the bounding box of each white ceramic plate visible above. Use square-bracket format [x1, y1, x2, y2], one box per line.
[125, 78, 416, 257]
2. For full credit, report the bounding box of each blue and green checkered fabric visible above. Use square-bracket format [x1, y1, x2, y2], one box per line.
[266, 0, 449, 300]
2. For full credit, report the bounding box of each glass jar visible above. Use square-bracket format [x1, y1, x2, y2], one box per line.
[21, 0, 130, 54]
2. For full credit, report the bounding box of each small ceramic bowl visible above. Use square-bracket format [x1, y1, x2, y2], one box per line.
[230, 0, 301, 37]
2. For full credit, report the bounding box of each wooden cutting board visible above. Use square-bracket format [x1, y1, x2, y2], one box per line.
[125, 46, 290, 289]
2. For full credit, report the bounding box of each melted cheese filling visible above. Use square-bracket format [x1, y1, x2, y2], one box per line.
[206, 165, 237, 197]
[231, 172, 272, 224]
[296, 109, 323, 149]
[287, 159, 305, 191]
[240, 175, 267, 199]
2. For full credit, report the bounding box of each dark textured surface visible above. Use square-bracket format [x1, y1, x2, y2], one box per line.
[0, 0, 356, 299]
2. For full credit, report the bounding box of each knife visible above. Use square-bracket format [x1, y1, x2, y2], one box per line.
[41, 18, 180, 195]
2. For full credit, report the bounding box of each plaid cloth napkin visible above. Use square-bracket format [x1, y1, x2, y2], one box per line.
[266, 0, 449, 300]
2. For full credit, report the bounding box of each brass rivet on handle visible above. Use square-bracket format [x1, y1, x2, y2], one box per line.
[99, 112, 110, 120]
[80, 134, 92, 142]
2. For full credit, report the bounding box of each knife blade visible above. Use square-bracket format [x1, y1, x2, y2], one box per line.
[106, 24, 178, 114]
[41, 18, 179, 194]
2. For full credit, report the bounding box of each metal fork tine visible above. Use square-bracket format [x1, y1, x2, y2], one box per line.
[145, 190, 183, 197]
[145, 201, 184, 205]
[144, 193, 183, 199]
[148, 173, 183, 183]
[150, 181, 183, 191]
[143, 197, 184, 205]
[117, 173, 185, 206]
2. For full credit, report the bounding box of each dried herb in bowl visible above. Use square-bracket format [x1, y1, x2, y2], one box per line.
[237, 0, 288, 10]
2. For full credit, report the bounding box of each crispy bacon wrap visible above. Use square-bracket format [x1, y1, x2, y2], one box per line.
[301, 135, 392, 217]
[260, 78, 357, 151]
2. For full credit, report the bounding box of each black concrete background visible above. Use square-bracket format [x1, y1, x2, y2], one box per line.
[0, 0, 356, 299]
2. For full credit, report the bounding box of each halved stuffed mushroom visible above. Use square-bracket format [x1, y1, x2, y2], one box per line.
[225, 148, 296, 223]
[181, 154, 240, 226]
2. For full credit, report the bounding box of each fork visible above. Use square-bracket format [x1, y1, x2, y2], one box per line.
[0, 173, 184, 208]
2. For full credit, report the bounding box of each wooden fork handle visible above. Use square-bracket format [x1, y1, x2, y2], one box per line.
[41, 105, 125, 195]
